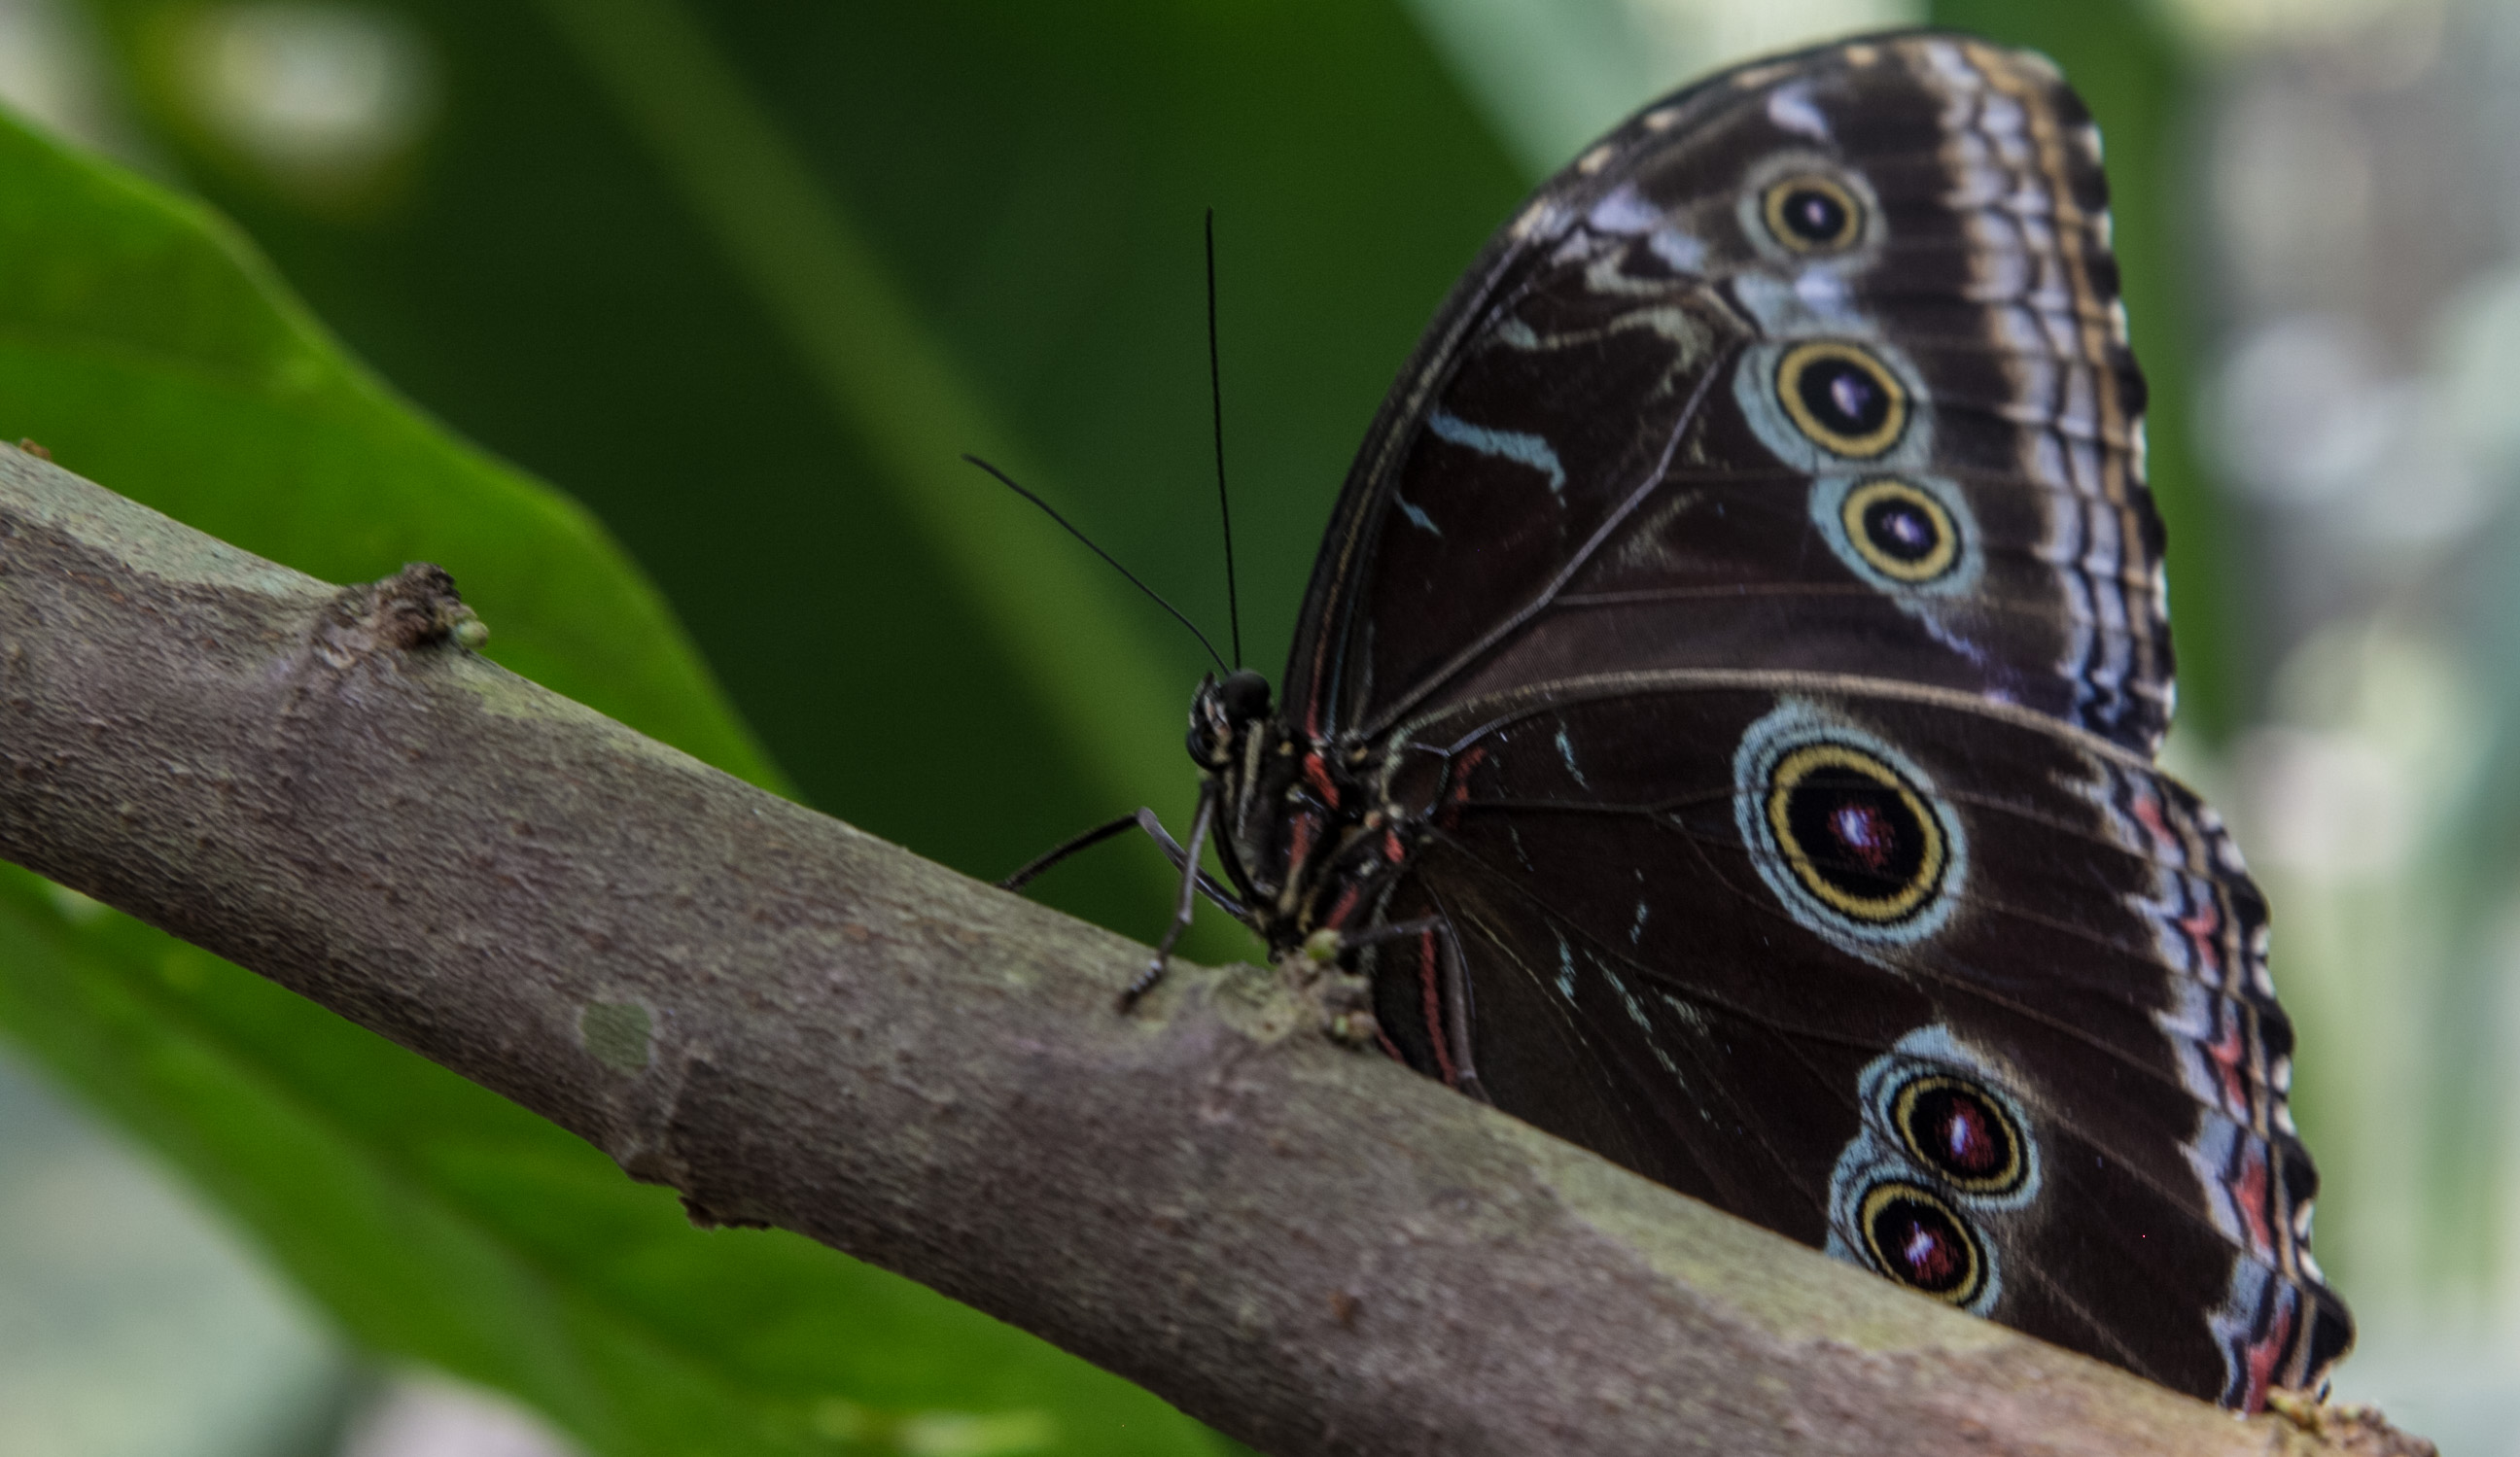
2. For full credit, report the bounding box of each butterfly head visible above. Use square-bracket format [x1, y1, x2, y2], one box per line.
[1188, 669, 1273, 770]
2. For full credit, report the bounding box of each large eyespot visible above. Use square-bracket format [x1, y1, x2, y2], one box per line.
[1892, 1074, 2027, 1196]
[1734, 703, 1966, 952]
[1776, 341, 1908, 458]
[1858, 1181, 1986, 1305]
[1762, 174, 1864, 253]
[1766, 743, 1947, 924]
[1841, 478, 1958, 582]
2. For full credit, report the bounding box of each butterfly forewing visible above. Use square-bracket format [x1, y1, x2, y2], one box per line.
[1287, 34, 2167, 754]
[1214, 29, 2346, 1410]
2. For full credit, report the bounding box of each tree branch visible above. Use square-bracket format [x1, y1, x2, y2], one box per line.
[0, 443, 2430, 1457]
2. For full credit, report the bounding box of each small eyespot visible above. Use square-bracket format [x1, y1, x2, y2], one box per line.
[1765, 743, 1948, 924]
[1775, 341, 1908, 458]
[1761, 173, 1864, 252]
[1891, 1075, 2026, 1196]
[1859, 1181, 1986, 1304]
[1841, 478, 1959, 582]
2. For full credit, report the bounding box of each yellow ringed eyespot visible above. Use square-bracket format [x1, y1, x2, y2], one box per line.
[1775, 341, 1908, 458]
[1762, 173, 1864, 252]
[1858, 1180, 1986, 1304]
[1890, 1074, 2027, 1196]
[1841, 478, 1959, 582]
[1765, 743, 1946, 923]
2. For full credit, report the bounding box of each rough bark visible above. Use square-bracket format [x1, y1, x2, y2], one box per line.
[0, 443, 2432, 1456]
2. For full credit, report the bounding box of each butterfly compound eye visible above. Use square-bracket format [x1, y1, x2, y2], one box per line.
[1218, 670, 1272, 723]
[1761, 174, 1864, 252]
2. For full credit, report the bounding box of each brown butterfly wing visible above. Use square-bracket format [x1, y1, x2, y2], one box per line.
[1286, 33, 2165, 756]
[1271, 32, 2348, 1407]
[1367, 678, 2347, 1405]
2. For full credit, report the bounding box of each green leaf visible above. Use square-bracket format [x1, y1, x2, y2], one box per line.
[0, 98, 1218, 1457]
[0, 94, 779, 792]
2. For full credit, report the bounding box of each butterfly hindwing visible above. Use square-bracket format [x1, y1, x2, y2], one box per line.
[1366, 678, 2347, 1405]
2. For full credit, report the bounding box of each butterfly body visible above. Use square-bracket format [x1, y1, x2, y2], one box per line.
[1179, 30, 2348, 1410]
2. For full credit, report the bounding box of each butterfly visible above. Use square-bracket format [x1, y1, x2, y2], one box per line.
[1046, 29, 2352, 1411]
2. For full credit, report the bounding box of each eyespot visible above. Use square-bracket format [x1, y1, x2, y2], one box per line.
[1809, 475, 1978, 603]
[1761, 173, 1864, 252]
[1839, 477, 1959, 582]
[1765, 742, 1947, 924]
[1734, 703, 1966, 953]
[1732, 155, 1881, 270]
[1859, 1181, 1986, 1304]
[1891, 1074, 2027, 1196]
[1775, 341, 1907, 458]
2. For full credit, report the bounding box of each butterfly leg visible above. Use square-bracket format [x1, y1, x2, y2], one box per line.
[1125, 807, 1247, 918]
[999, 808, 1245, 917]
[1119, 782, 1219, 1012]
[998, 813, 1138, 892]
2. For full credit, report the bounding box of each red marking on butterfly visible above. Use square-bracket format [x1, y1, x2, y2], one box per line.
[1435, 746, 1489, 832]
[1415, 929, 1458, 1086]
[1938, 1100, 1999, 1174]
[1903, 1224, 1962, 1284]
[2178, 898, 2226, 982]
[2131, 783, 2175, 849]
[1302, 751, 1341, 807]
[1284, 807, 1319, 878]
[2204, 1011, 2253, 1119]
[2231, 1139, 2277, 1259]
[2238, 1287, 2300, 1412]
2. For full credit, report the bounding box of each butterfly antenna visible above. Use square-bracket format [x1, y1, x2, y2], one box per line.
[962, 454, 1230, 675]
[1206, 209, 1244, 670]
